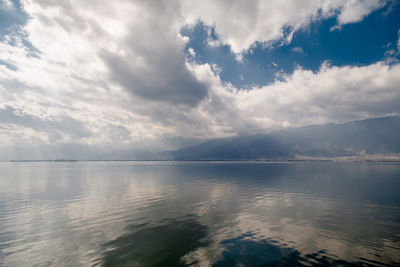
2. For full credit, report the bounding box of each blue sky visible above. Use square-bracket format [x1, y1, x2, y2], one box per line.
[0, 1, 26, 33]
[182, 2, 400, 88]
[0, 0, 400, 159]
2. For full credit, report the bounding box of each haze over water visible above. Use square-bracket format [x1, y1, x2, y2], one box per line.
[0, 162, 399, 266]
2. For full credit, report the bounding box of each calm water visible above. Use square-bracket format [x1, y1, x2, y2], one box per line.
[0, 162, 400, 266]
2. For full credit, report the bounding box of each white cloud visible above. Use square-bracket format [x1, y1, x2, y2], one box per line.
[398, 29, 400, 51]
[0, 0, 398, 158]
[182, 0, 385, 53]
[187, 47, 196, 57]
[190, 61, 400, 134]
[337, 0, 383, 24]
[1, 0, 185, 147]
[292, 47, 305, 54]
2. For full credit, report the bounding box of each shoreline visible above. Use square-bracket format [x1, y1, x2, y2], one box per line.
[5, 158, 400, 163]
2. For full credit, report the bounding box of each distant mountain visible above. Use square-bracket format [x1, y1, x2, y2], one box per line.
[161, 116, 400, 160]
[159, 135, 290, 160]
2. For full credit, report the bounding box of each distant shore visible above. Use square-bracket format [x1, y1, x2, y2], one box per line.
[6, 156, 400, 163]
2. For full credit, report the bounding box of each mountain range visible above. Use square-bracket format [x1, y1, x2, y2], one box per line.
[158, 116, 400, 160]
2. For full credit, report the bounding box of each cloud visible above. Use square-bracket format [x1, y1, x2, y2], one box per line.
[100, 0, 208, 106]
[189, 61, 400, 134]
[24, 0, 207, 107]
[0, 0, 399, 159]
[292, 47, 305, 54]
[336, 0, 384, 25]
[182, 0, 386, 54]
[398, 29, 400, 51]
[0, 105, 92, 141]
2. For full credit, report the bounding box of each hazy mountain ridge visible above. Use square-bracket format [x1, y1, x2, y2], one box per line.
[7, 116, 399, 161]
[162, 116, 400, 160]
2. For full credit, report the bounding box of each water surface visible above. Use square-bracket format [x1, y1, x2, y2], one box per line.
[0, 162, 399, 266]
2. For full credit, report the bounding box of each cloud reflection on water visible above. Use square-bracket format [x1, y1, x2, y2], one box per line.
[0, 162, 399, 266]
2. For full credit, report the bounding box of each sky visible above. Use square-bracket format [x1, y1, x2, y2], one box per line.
[0, 0, 400, 159]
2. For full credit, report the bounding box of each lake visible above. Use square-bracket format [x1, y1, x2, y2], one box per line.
[0, 162, 399, 266]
